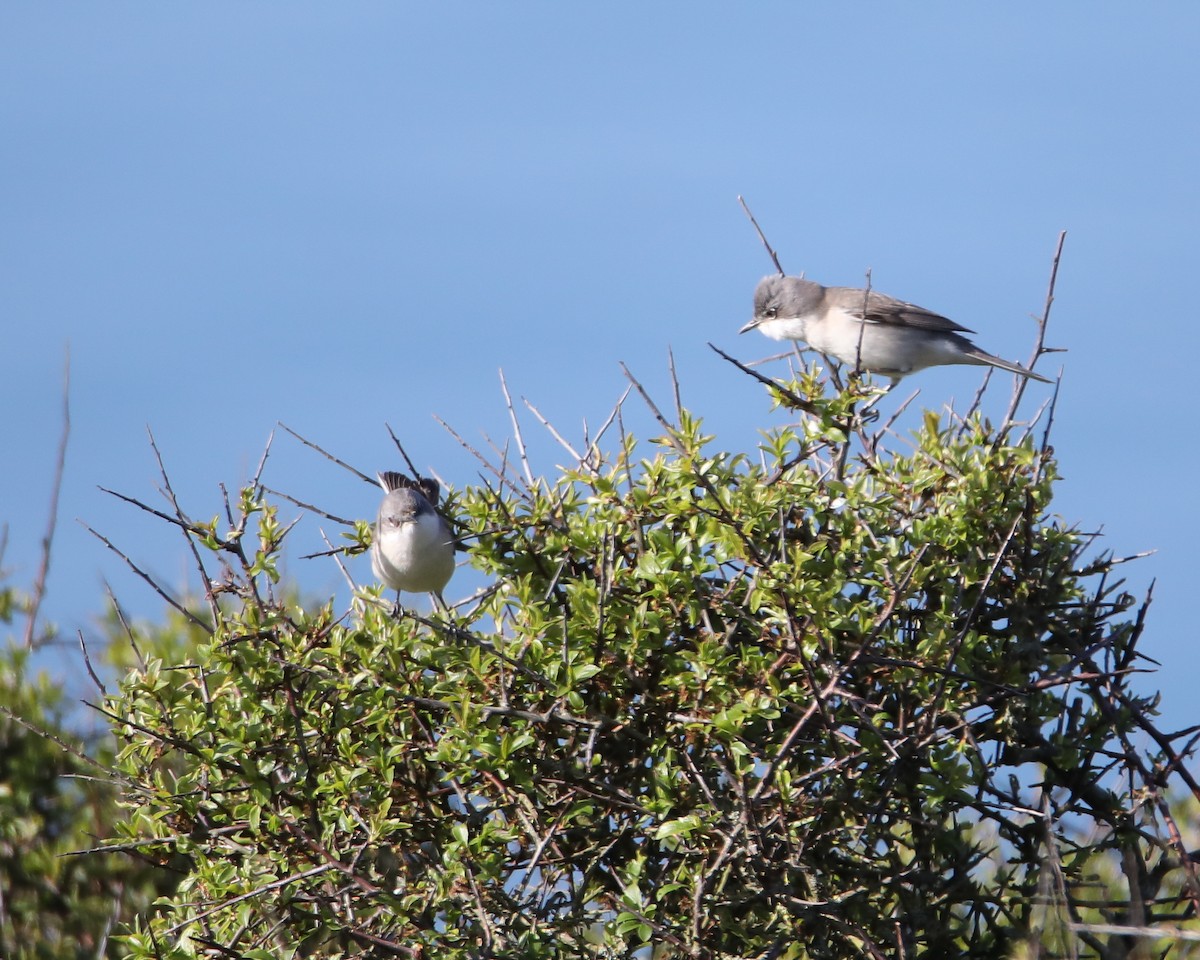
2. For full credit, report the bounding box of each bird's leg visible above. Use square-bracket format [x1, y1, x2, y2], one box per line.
[857, 379, 897, 417]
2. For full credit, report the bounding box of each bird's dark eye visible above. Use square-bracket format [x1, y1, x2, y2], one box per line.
[764, 306, 778, 319]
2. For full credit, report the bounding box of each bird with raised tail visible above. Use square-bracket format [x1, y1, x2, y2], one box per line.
[371, 472, 455, 602]
[740, 274, 1051, 385]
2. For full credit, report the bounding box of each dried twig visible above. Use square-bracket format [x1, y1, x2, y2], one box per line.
[384, 423, 422, 480]
[78, 630, 107, 696]
[0, 703, 109, 773]
[278, 422, 374, 485]
[103, 582, 144, 670]
[737, 195, 785, 275]
[499, 370, 536, 488]
[523, 397, 582, 464]
[706, 342, 819, 415]
[619, 363, 679, 449]
[318, 528, 359, 593]
[667, 346, 684, 424]
[79, 521, 210, 634]
[435, 415, 526, 499]
[262, 486, 355, 526]
[590, 385, 631, 451]
[146, 427, 219, 625]
[23, 349, 70, 650]
[1001, 230, 1066, 429]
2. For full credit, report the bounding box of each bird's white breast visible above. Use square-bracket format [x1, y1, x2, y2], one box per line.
[755, 312, 812, 343]
[803, 305, 874, 359]
[373, 512, 454, 593]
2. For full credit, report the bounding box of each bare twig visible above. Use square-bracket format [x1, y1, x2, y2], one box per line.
[619, 363, 679, 448]
[480, 432, 514, 489]
[103, 582, 144, 670]
[146, 427, 220, 625]
[706, 342, 819, 415]
[434, 415, 526, 499]
[384, 423, 422, 480]
[23, 348, 70, 650]
[737, 195, 785, 275]
[278, 422, 374, 485]
[248, 428, 274, 492]
[667, 346, 684, 424]
[591, 385, 631, 449]
[1001, 230, 1066, 429]
[0, 703, 108, 773]
[318, 528, 359, 593]
[97, 486, 205, 538]
[871, 388, 920, 447]
[499, 370, 536, 488]
[262, 486, 355, 526]
[853, 268, 872, 378]
[963, 366, 995, 425]
[78, 630, 107, 696]
[523, 397, 582, 464]
[1038, 380, 1063, 456]
[79, 521, 210, 634]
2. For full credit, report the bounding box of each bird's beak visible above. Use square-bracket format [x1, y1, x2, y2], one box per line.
[738, 318, 760, 335]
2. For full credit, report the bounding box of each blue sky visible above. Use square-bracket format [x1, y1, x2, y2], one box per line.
[2, 5, 1197, 728]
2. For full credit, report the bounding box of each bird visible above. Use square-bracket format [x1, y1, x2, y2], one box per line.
[371, 472, 455, 602]
[740, 274, 1051, 385]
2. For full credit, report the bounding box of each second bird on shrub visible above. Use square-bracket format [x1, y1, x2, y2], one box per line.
[741, 274, 1051, 385]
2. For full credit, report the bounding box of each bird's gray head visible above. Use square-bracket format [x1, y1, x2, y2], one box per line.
[739, 275, 821, 338]
[377, 472, 439, 523]
[380, 486, 433, 525]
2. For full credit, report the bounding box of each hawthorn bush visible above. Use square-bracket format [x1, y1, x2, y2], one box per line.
[103, 365, 1199, 959]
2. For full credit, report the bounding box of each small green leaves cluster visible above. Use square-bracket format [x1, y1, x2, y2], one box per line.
[107, 380, 1188, 959]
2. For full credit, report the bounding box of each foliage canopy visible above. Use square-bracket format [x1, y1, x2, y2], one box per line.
[97, 362, 1200, 959]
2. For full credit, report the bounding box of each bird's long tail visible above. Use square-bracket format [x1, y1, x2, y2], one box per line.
[968, 349, 1052, 384]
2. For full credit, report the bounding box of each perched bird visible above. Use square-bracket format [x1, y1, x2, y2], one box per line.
[371, 472, 455, 600]
[740, 274, 1051, 385]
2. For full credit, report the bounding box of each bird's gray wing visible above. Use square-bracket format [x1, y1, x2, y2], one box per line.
[837, 287, 975, 334]
[416, 477, 441, 505]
